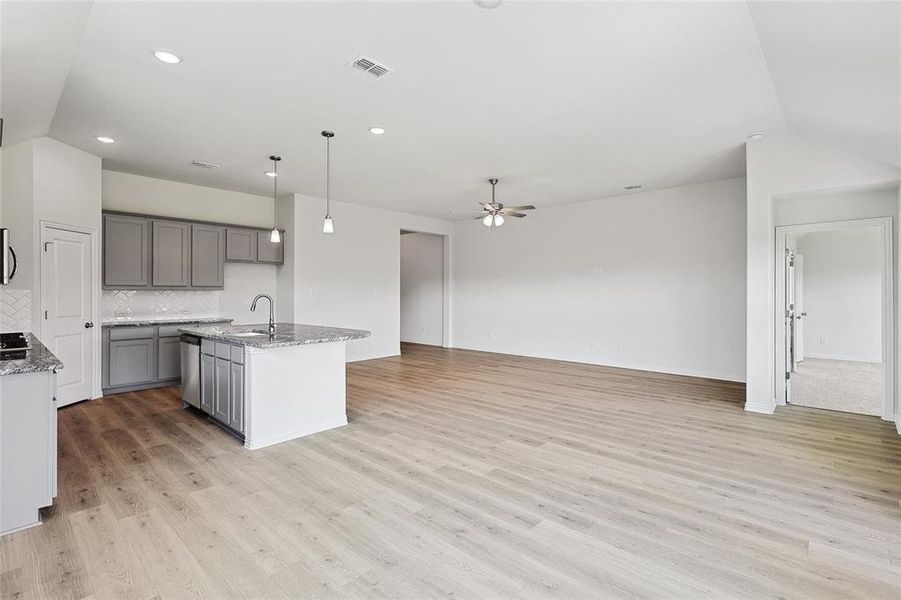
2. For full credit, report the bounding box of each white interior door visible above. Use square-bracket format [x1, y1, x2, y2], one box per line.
[43, 226, 93, 407]
[794, 254, 805, 363]
[784, 245, 796, 402]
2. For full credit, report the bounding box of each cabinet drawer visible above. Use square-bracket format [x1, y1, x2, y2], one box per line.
[109, 326, 155, 341]
[230, 345, 244, 364]
[215, 342, 232, 359]
[158, 325, 186, 338]
[201, 339, 216, 356]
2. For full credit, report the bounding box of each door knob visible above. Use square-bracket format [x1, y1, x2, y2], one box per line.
[84, 322, 94, 328]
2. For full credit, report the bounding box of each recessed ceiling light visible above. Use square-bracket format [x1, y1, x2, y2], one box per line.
[746, 132, 764, 142]
[153, 49, 182, 64]
[474, 0, 502, 8]
[265, 170, 278, 177]
[95, 136, 115, 144]
[369, 127, 386, 135]
[623, 184, 642, 190]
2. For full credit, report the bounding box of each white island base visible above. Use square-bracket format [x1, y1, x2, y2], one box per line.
[243, 340, 349, 450]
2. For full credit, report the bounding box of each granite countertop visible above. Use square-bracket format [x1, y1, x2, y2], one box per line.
[0, 333, 64, 376]
[102, 316, 233, 328]
[178, 323, 371, 348]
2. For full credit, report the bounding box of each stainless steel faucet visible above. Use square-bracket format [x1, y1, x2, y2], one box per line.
[250, 294, 276, 335]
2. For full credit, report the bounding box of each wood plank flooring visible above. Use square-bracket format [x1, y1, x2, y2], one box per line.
[2, 343, 900, 599]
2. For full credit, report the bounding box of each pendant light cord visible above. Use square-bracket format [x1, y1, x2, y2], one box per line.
[273, 158, 278, 227]
[326, 136, 331, 217]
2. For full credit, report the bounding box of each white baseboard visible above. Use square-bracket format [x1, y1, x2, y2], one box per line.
[896, 419, 900, 436]
[244, 415, 348, 450]
[744, 399, 776, 415]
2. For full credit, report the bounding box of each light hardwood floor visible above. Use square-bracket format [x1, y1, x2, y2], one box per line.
[2, 343, 900, 599]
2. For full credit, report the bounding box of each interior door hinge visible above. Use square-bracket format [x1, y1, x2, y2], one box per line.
[785, 371, 791, 380]
[43, 241, 53, 252]
[44, 310, 48, 320]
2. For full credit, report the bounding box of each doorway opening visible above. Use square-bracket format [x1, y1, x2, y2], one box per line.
[399, 230, 448, 352]
[776, 218, 892, 418]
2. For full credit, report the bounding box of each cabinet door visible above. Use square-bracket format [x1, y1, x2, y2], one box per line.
[200, 353, 215, 415]
[109, 339, 154, 386]
[104, 215, 150, 287]
[152, 220, 191, 287]
[226, 228, 258, 262]
[213, 357, 231, 424]
[191, 225, 225, 288]
[229, 362, 244, 433]
[256, 231, 284, 264]
[158, 336, 181, 380]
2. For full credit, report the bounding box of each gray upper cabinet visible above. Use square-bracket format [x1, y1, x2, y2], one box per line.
[104, 215, 150, 287]
[256, 231, 284, 264]
[225, 228, 258, 262]
[152, 220, 191, 287]
[191, 225, 225, 288]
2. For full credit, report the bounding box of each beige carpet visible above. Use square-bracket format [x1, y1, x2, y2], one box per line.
[791, 357, 884, 416]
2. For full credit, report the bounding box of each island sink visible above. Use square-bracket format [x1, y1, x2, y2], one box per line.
[179, 322, 370, 449]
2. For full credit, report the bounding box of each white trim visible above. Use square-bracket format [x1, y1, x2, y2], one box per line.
[774, 217, 894, 421]
[39, 221, 102, 402]
[243, 415, 348, 450]
[802, 353, 883, 363]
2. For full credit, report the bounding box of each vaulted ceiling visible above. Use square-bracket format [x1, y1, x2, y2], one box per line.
[2, 1, 898, 218]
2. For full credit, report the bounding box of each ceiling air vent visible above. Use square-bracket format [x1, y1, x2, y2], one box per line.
[191, 160, 220, 169]
[350, 55, 393, 79]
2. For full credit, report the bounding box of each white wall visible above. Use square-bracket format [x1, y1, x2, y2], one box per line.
[100, 170, 279, 324]
[797, 229, 883, 362]
[279, 194, 452, 362]
[102, 170, 275, 228]
[745, 133, 900, 414]
[452, 178, 747, 382]
[400, 232, 445, 345]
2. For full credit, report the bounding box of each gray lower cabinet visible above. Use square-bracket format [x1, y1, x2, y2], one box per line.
[157, 337, 182, 380]
[256, 231, 284, 264]
[200, 353, 215, 414]
[191, 225, 225, 288]
[152, 220, 191, 287]
[102, 321, 229, 394]
[225, 228, 258, 262]
[213, 357, 230, 423]
[104, 215, 150, 287]
[108, 339, 155, 387]
[199, 341, 245, 434]
[229, 362, 244, 432]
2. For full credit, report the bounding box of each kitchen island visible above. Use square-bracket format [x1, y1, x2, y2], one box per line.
[178, 323, 369, 450]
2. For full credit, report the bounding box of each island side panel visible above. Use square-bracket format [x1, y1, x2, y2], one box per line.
[243, 341, 348, 450]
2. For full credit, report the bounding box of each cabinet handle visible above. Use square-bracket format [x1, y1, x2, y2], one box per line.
[84, 322, 94, 328]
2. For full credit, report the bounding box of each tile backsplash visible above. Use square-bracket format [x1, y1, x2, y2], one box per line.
[102, 290, 220, 320]
[0, 288, 32, 332]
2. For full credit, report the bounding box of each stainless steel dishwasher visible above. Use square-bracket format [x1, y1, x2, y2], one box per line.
[180, 334, 201, 409]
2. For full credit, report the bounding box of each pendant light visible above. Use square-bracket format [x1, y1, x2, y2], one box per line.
[321, 130, 335, 234]
[268, 155, 281, 243]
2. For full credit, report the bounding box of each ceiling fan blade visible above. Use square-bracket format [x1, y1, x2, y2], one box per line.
[473, 215, 486, 220]
[504, 211, 527, 218]
[504, 205, 536, 211]
[451, 210, 487, 214]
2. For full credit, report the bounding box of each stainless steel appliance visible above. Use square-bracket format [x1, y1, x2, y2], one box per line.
[0, 228, 17, 285]
[180, 334, 201, 409]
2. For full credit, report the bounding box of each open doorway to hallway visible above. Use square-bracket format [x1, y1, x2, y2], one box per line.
[400, 231, 447, 351]
[777, 219, 892, 417]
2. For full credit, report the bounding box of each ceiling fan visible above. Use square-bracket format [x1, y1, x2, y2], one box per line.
[464, 178, 536, 228]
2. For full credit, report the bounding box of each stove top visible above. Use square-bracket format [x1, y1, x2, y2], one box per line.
[0, 332, 31, 359]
